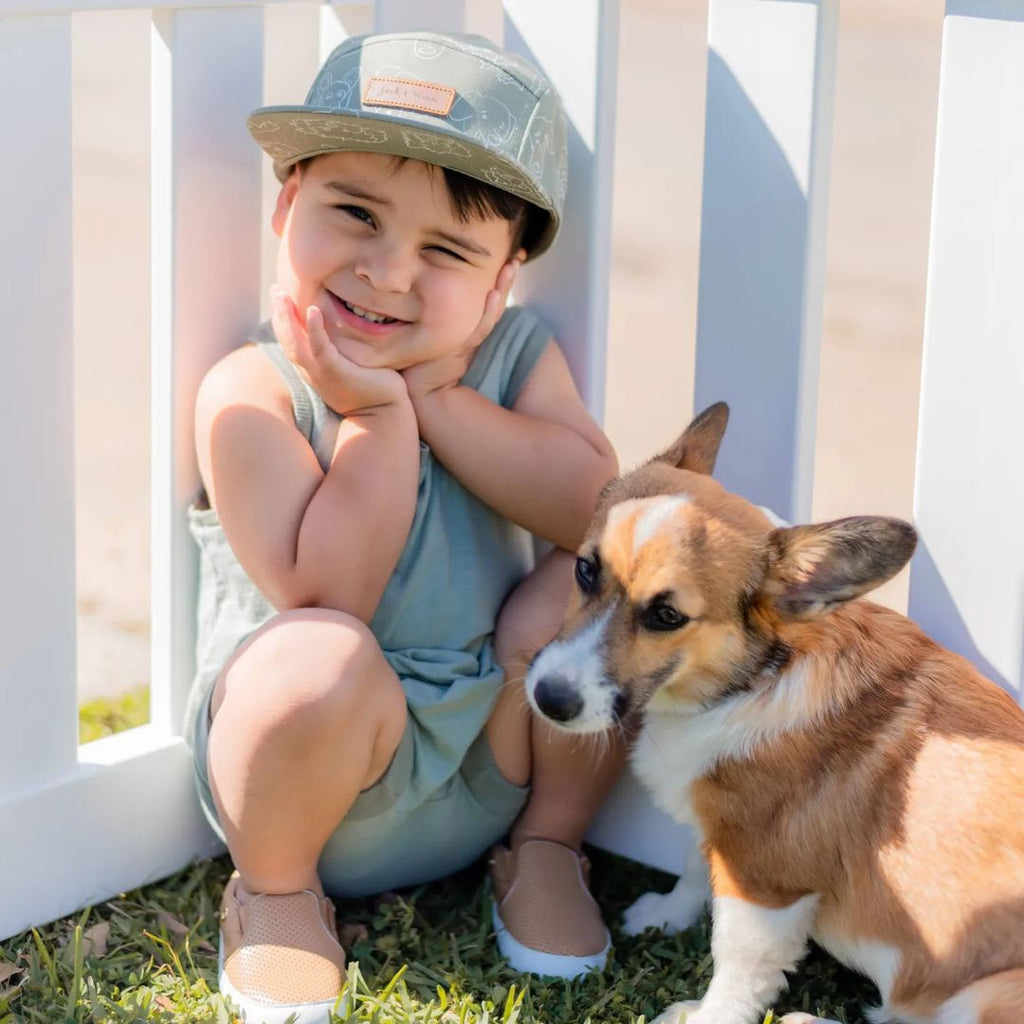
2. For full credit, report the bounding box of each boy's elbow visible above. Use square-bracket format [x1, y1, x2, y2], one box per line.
[271, 582, 376, 624]
[260, 560, 343, 616]
[262, 575, 317, 615]
[276, 560, 384, 623]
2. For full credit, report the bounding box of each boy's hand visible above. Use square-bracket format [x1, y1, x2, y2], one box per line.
[271, 287, 408, 415]
[402, 257, 521, 401]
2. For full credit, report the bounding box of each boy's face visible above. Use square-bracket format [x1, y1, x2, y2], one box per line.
[272, 150, 521, 370]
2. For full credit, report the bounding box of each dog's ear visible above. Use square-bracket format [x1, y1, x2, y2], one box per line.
[761, 516, 917, 619]
[651, 402, 729, 476]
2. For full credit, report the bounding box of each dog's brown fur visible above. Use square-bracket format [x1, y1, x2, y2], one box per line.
[528, 404, 1024, 1024]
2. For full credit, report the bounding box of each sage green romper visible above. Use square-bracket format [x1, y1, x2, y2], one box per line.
[184, 307, 550, 897]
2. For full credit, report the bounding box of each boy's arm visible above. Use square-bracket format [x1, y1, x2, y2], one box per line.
[195, 333, 419, 622]
[409, 339, 618, 551]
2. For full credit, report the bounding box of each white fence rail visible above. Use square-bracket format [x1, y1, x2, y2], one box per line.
[2, 0, 1022, 939]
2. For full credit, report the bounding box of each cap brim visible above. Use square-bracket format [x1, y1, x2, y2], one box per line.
[248, 106, 558, 259]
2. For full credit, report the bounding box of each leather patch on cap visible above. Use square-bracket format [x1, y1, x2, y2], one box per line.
[363, 76, 455, 117]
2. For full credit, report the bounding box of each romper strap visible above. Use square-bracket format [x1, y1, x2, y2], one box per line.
[253, 322, 340, 472]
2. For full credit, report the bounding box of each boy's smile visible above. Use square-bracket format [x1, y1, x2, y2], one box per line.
[272, 151, 520, 370]
[328, 291, 410, 335]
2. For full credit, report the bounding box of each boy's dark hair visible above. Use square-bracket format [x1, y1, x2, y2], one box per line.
[439, 165, 547, 255]
[295, 155, 547, 255]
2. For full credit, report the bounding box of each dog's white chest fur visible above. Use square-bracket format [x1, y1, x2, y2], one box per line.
[631, 713, 706, 824]
[631, 664, 818, 824]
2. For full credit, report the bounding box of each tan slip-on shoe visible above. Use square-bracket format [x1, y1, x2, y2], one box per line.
[218, 872, 347, 1024]
[490, 839, 612, 979]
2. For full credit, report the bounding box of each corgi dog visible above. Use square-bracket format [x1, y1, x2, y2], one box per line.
[524, 403, 1024, 1024]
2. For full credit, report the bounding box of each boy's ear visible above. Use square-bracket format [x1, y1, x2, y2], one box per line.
[271, 171, 301, 238]
[761, 516, 917, 620]
[650, 402, 729, 476]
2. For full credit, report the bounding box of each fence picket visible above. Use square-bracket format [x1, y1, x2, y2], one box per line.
[374, 0, 468, 33]
[0, 14, 79, 791]
[150, 6, 266, 735]
[464, 0, 504, 41]
[908, 1, 1024, 700]
[694, 0, 838, 523]
[503, 0, 619, 416]
[321, 2, 374, 58]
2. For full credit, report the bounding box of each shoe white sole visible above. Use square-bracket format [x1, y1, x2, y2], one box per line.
[218, 933, 348, 1024]
[491, 901, 611, 979]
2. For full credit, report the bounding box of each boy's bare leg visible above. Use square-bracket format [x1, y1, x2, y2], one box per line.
[207, 607, 407, 895]
[206, 608, 405, 1018]
[514, 708, 627, 848]
[486, 550, 622, 976]
[487, 549, 626, 848]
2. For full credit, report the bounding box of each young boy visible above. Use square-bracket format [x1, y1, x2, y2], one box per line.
[184, 31, 622, 1023]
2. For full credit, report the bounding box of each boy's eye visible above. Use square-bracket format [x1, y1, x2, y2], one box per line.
[338, 204, 374, 226]
[426, 245, 466, 262]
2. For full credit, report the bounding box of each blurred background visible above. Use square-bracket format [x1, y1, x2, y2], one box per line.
[71, 0, 943, 713]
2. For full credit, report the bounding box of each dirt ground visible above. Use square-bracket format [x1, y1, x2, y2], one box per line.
[71, 0, 944, 701]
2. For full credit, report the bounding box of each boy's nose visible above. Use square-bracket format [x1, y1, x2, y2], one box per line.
[354, 241, 413, 293]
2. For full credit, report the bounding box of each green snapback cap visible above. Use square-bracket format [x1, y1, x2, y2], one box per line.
[248, 31, 568, 258]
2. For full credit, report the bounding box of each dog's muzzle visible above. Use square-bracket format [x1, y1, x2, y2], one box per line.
[525, 608, 625, 732]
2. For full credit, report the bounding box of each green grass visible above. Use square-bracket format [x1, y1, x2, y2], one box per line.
[62, 693, 879, 1021]
[78, 688, 150, 744]
[0, 849, 879, 1024]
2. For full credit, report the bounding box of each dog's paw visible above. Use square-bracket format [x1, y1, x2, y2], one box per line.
[650, 1000, 702, 1024]
[622, 887, 705, 936]
[623, 890, 676, 934]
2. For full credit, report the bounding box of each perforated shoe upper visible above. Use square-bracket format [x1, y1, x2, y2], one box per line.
[490, 839, 610, 960]
[219, 872, 346, 1008]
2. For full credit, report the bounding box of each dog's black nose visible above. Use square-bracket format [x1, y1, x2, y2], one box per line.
[533, 676, 584, 722]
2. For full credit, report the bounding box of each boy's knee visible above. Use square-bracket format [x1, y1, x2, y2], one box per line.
[218, 608, 404, 729]
[495, 550, 575, 668]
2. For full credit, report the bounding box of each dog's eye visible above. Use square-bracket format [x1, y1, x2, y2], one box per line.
[574, 555, 599, 594]
[643, 603, 690, 632]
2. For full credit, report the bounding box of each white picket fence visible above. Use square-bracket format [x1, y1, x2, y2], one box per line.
[1, 0, 1021, 940]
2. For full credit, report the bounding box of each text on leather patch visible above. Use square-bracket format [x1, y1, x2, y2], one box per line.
[363, 77, 456, 116]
